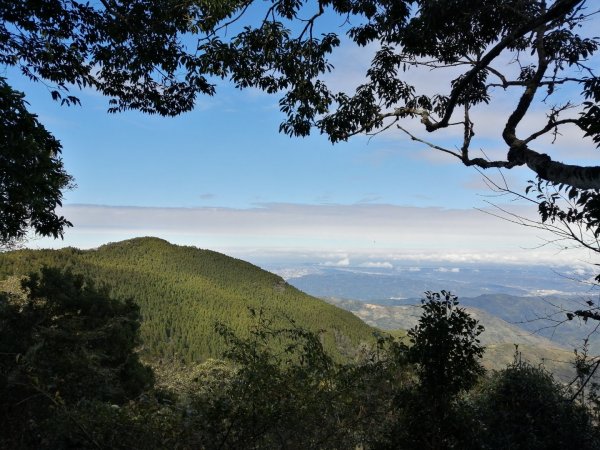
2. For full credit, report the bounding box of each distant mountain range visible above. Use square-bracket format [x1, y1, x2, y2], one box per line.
[279, 264, 600, 349]
[324, 297, 576, 380]
[278, 264, 596, 299]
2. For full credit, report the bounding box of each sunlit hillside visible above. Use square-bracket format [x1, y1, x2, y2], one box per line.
[0, 237, 376, 362]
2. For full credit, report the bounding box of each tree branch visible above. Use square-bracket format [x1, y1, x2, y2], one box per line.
[511, 146, 600, 189]
[427, 0, 585, 133]
[396, 125, 461, 159]
[524, 118, 580, 144]
[503, 24, 549, 147]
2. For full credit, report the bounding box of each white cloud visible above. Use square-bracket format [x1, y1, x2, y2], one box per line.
[322, 257, 351, 267]
[567, 268, 588, 276]
[271, 267, 321, 280]
[359, 261, 393, 269]
[30, 202, 597, 266]
[435, 267, 460, 273]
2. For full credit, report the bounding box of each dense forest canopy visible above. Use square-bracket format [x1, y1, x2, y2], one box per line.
[2, 260, 599, 448]
[0, 237, 376, 362]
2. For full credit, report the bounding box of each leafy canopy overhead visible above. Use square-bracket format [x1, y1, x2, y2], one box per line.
[3, 0, 600, 239]
[192, 0, 600, 189]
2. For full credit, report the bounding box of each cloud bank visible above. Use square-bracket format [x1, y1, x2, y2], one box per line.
[30, 202, 596, 266]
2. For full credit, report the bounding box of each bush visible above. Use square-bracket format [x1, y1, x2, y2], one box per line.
[0, 268, 153, 448]
[474, 358, 600, 450]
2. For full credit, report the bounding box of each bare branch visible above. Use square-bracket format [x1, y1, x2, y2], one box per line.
[298, 1, 325, 41]
[396, 125, 462, 159]
[503, 24, 550, 147]
[461, 103, 474, 160]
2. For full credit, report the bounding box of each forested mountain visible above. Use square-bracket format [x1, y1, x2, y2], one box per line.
[0, 237, 581, 374]
[2, 238, 599, 449]
[0, 237, 375, 362]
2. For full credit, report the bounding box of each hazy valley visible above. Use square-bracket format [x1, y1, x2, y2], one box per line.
[273, 263, 600, 353]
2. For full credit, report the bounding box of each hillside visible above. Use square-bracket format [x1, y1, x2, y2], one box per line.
[325, 297, 577, 379]
[0, 238, 376, 362]
[0, 237, 583, 378]
[457, 294, 600, 353]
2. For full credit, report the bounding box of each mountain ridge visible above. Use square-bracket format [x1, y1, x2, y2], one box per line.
[0, 237, 376, 362]
[0, 237, 583, 378]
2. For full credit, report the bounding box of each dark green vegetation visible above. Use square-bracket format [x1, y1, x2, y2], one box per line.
[0, 78, 72, 248]
[2, 267, 598, 449]
[0, 268, 153, 448]
[0, 237, 375, 362]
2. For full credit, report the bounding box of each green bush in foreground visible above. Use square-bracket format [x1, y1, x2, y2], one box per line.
[473, 357, 600, 450]
[0, 268, 153, 448]
[2, 281, 599, 449]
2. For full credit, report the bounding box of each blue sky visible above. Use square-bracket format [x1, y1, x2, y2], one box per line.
[10, 69, 493, 210]
[6, 18, 600, 269]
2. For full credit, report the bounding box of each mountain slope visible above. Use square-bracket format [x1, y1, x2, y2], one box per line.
[457, 294, 600, 353]
[0, 238, 376, 362]
[325, 297, 577, 380]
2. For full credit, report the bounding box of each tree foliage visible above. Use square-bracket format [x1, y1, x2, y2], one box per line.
[0, 78, 72, 247]
[188, 311, 360, 449]
[1, 0, 213, 242]
[1, 0, 213, 115]
[408, 290, 485, 398]
[0, 267, 153, 448]
[0, 277, 598, 449]
[3, 1, 600, 182]
[474, 357, 600, 450]
[378, 291, 485, 450]
[187, 0, 599, 190]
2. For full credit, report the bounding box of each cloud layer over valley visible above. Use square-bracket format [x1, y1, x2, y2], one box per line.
[32, 202, 596, 268]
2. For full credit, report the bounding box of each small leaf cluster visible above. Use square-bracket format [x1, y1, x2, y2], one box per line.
[530, 178, 600, 239]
